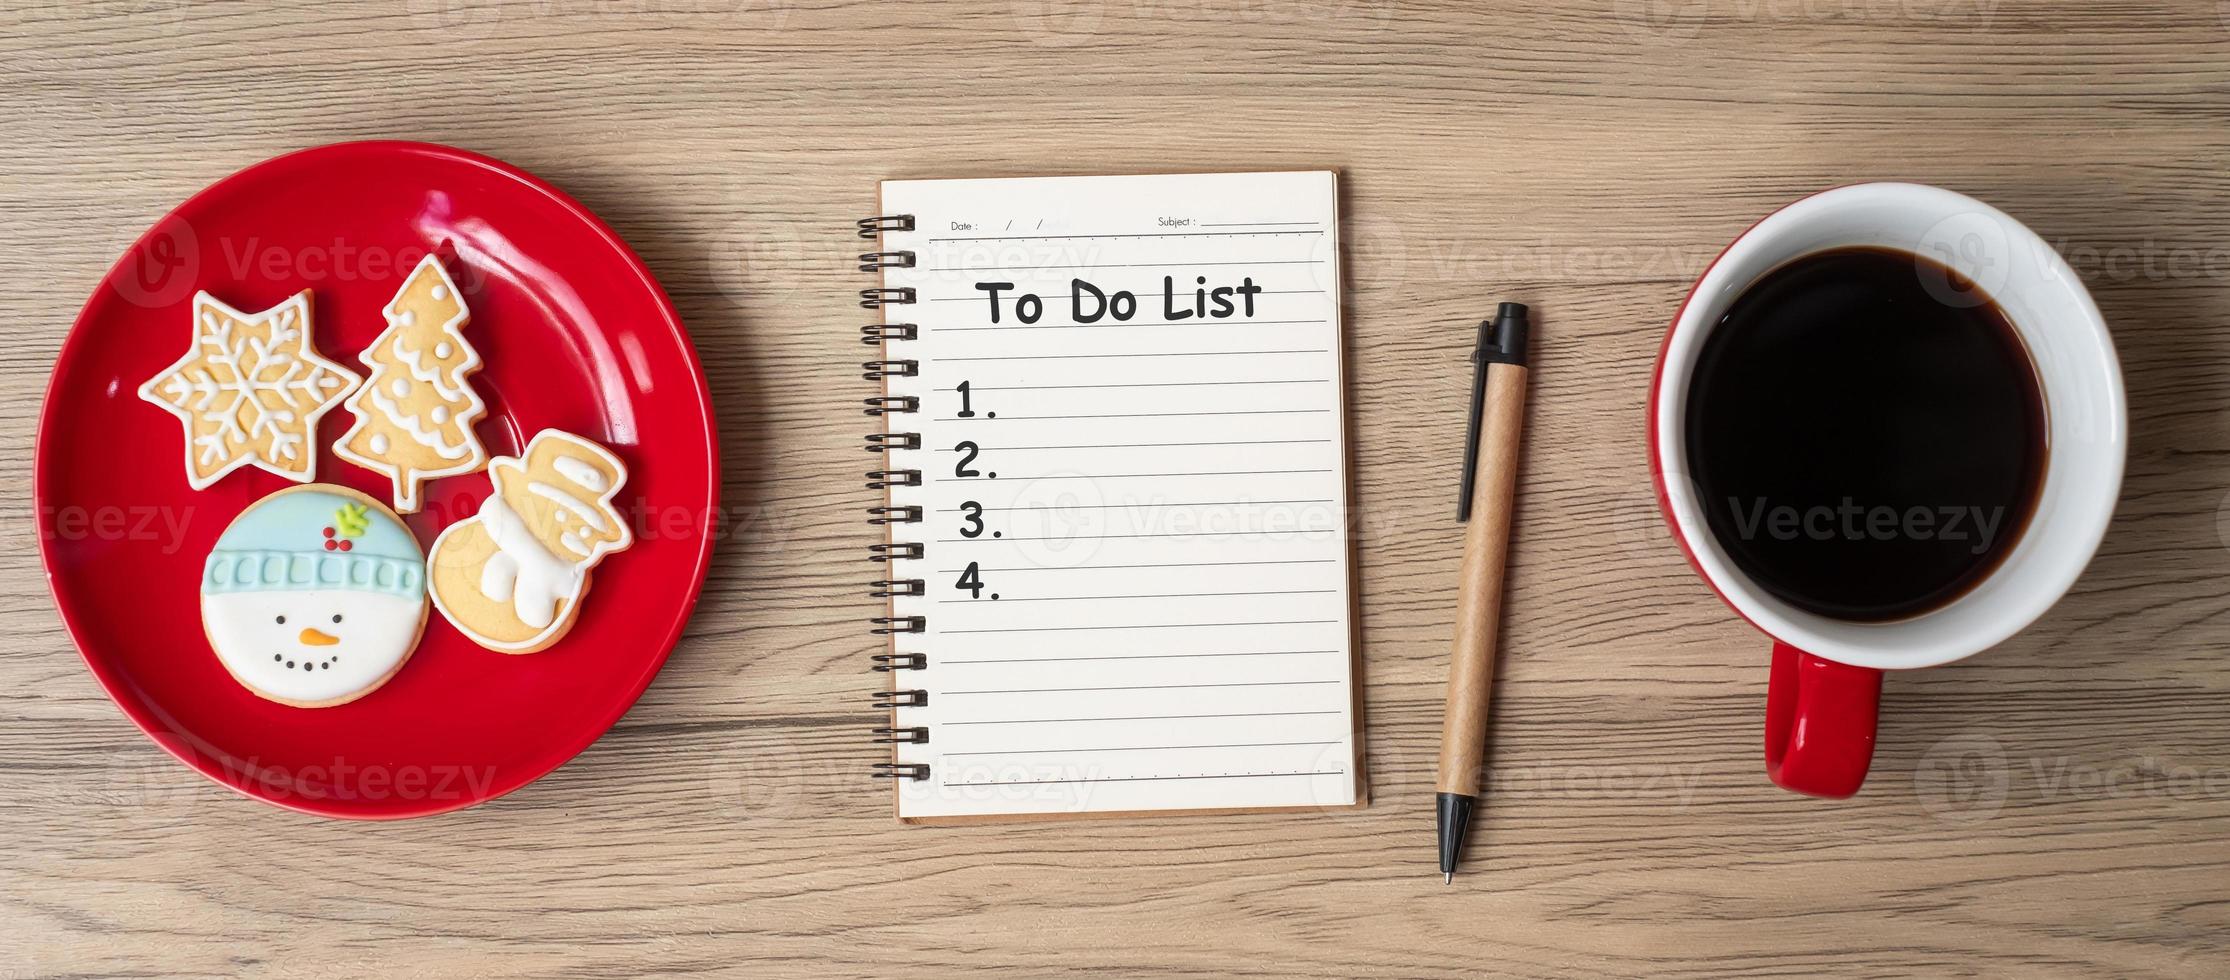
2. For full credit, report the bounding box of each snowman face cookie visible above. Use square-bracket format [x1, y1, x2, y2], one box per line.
[201, 485, 428, 707]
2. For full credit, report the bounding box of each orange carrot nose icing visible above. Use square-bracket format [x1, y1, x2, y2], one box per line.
[299, 627, 340, 646]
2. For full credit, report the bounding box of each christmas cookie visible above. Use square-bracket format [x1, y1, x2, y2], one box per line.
[334, 253, 490, 513]
[139, 290, 363, 489]
[201, 484, 428, 708]
[428, 430, 633, 653]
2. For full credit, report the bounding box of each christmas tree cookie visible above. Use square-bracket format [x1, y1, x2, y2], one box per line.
[139, 291, 363, 489]
[334, 254, 489, 513]
[200, 484, 428, 708]
[428, 430, 633, 653]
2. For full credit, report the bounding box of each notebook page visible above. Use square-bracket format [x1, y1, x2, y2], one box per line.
[878, 171, 1357, 820]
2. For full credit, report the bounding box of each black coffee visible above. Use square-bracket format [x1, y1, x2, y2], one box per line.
[1684, 246, 2047, 622]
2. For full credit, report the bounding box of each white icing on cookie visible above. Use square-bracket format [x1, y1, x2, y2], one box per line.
[529, 481, 612, 532]
[395, 341, 472, 402]
[553, 456, 608, 492]
[366, 385, 470, 459]
[477, 493, 583, 629]
[369, 432, 389, 454]
[203, 591, 423, 704]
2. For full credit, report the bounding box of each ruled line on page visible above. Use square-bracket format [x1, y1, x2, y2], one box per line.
[936, 529, 1334, 543]
[930, 440, 1330, 453]
[943, 679, 1343, 696]
[952, 772, 1346, 787]
[933, 497, 1333, 511]
[933, 379, 1329, 392]
[934, 409, 1332, 422]
[943, 619, 1339, 635]
[928, 230, 1327, 242]
[940, 649, 1339, 665]
[941, 739, 1339, 756]
[934, 559, 1337, 574]
[932, 349, 1328, 362]
[937, 589, 1339, 603]
[945, 709, 1340, 725]
[949, 468, 1334, 483]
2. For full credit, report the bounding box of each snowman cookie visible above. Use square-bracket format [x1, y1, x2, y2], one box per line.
[428, 429, 633, 653]
[201, 485, 428, 707]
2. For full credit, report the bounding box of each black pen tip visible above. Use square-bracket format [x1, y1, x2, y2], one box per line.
[1437, 792, 1476, 880]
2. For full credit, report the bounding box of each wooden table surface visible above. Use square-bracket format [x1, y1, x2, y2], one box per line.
[7, 1, 2230, 977]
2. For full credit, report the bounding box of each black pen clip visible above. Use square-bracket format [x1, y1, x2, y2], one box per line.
[1457, 303, 1530, 523]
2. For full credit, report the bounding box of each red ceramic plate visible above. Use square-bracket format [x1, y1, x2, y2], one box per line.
[36, 141, 717, 818]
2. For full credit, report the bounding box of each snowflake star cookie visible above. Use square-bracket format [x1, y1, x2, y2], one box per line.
[139, 291, 363, 489]
[201, 484, 428, 708]
[335, 254, 489, 513]
[429, 430, 633, 653]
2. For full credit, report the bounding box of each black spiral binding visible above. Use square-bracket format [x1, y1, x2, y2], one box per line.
[872, 727, 930, 744]
[859, 215, 914, 238]
[860, 287, 914, 309]
[863, 214, 929, 781]
[871, 690, 929, 708]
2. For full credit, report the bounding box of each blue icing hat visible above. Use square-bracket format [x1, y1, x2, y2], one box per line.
[202, 488, 424, 599]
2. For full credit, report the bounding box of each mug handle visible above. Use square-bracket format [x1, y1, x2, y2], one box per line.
[1764, 642, 1881, 798]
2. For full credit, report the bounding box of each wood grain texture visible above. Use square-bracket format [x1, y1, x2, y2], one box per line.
[6, 1, 2230, 977]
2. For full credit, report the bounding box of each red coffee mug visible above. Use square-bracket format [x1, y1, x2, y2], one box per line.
[1649, 183, 2126, 798]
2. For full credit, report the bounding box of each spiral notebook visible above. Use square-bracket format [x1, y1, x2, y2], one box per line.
[862, 171, 1362, 822]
